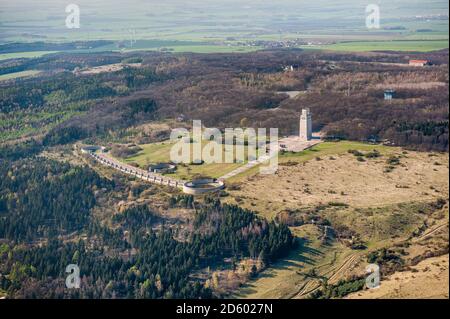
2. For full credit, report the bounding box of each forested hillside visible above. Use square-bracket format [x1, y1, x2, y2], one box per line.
[0, 155, 294, 298]
[1, 49, 448, 150]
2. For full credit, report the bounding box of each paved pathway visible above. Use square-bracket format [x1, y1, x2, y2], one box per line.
[219, 135, 323, 180]
[218, 154, 272, 180]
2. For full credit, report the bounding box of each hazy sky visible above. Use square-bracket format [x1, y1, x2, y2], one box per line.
[0, 0, 448, 42]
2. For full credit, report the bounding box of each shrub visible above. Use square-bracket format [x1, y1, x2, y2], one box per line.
[348, 149, 364, 157]
[365, 150, 381, 158]
[386, 156, 401, 165]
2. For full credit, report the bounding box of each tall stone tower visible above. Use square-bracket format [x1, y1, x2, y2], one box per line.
[299, 108, 312, 141]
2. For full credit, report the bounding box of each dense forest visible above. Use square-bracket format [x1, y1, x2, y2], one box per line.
[0, 156, 294, 298]
[0, 158, 113, 242]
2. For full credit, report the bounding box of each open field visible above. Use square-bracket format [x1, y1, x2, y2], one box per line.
[0, 70, 41, 81]
[1, 38, 447, 59]
[0, 44, 261, 61]
[0, 51, 57, 61]
[225, 141, 449, 219]
[225, 141, 392, 185]
[347, 254, 449, 299]
[2, 39, 447, 58]
[306, 40, 449, 52]
[115, 140, 264, 180]
[76, 40, 262, 54]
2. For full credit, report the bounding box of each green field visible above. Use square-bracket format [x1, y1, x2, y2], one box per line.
[113, 44, 261, 54]
[1, 38, 447, 59]
[0, 51, 57, 61]
[303, 39, 449, 52]
[118, 140, 258, 180]
[0, 70, 41, 81]
[281, 141, 391, 159]
[0, 42, 259, 61]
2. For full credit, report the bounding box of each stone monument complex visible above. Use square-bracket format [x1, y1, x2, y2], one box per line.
[279, 108, 321, 152]
[299, 108, 312, 141]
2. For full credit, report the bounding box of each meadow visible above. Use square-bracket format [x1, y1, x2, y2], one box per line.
[116, 140, 395, 183]
[0, 51, 57, 61]
[307, 40, 449, 52]
[224, 141, 391, 184]
[0, 70, 41, 81]
[116, 140, 261, 180]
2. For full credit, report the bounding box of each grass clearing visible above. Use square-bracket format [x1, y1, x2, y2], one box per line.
[0, 51, 57, 60]
[303, 40, 449, 52]
[116, 140, 265, 180]
[225, 141, 448, 219]
[226, 141, 392, 184]
[348, 254, 449, 299]
[0, 70, 41, 81]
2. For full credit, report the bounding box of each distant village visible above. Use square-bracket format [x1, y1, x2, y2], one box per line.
[228, 38, 331, 49]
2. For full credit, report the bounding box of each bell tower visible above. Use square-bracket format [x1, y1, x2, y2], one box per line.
[299, 108, 312, 141]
